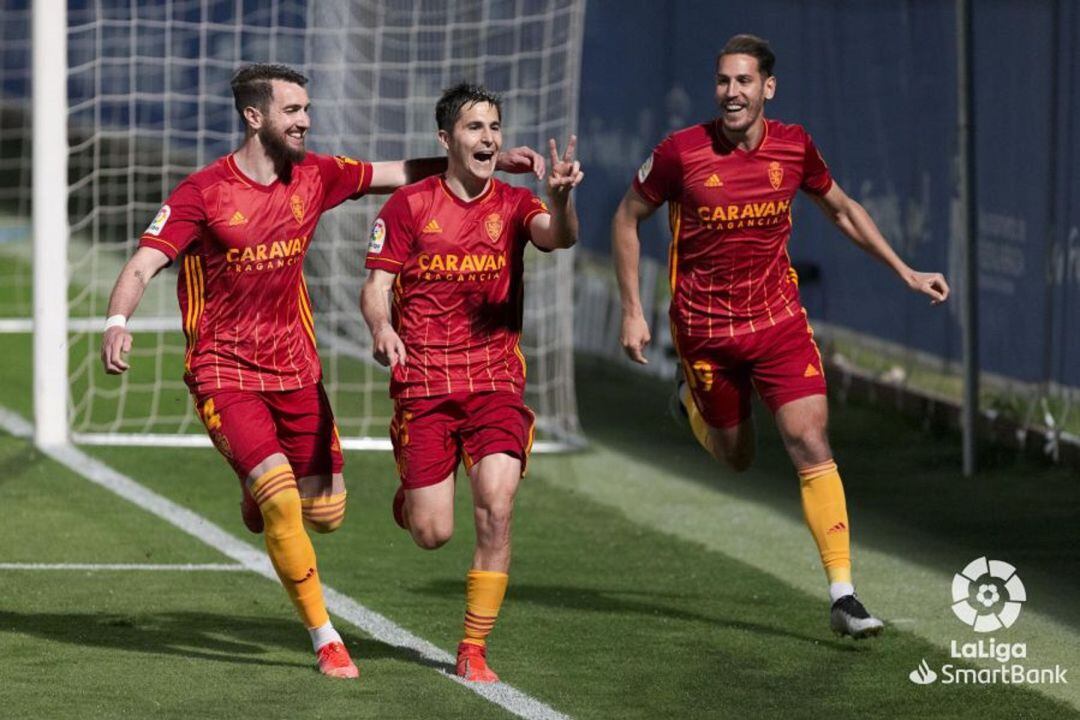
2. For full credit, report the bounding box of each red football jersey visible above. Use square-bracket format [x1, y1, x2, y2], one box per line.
[633, 118, 833, 338]
[139, 152, 373, 394]
[365, 175, 549, 399]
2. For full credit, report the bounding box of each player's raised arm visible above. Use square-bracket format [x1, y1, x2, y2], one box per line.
[360, 268, 408, 368]
[367, 145, 546, 194]
[100, 246, 171, 374]
[809, 182, 950, 305]
[611, 186, 660, 364]
[530, 135, 582, 251]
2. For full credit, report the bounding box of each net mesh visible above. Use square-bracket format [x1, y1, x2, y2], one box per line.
[15, 0, 584, 446]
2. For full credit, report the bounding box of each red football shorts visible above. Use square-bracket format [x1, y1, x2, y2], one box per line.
[193, 382, 344, 479]
[674, 311, 827, 428]
[389, 391, 536, 489]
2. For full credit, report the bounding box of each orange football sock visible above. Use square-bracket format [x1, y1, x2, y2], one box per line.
[301, 490, 348, 534]
[682, 384, 722, 461]
[798, 460, 853, 586]
[461, 569, 508, 648]
[253, 464, 330, 629]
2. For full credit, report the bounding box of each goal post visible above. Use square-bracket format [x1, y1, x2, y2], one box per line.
[32, 0, 68, 449]
[23, 0, 586, 451]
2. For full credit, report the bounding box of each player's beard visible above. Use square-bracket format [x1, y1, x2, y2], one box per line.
[259, 123, 305, 184]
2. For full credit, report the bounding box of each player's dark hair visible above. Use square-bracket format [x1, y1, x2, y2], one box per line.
[718, 34, 776, 78]
[435, 83, 502, 133]
[231, 64, 309, 123]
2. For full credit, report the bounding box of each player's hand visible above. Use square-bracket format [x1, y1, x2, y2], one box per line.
[496, 145, 546, 180]
[546, 135, 584, 205]
[101, 326, 133, 374]
[372, 326, 408, 369]
[905, 270, 950, 305]
[620, 313, 651, 365]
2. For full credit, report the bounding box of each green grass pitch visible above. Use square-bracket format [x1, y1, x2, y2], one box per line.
[1, 335, 1079, 715]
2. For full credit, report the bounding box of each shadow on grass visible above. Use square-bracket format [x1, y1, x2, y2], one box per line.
[0, 610, 451, 673]
[573, 356, 1080, 631]
[411, 578, 860, 653]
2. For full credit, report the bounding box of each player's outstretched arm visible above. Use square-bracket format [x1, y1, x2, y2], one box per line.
[367, 146, 546, 194]
[611, 187, 659, 364]
[530, 135, 583, 251]
[360, 268, 407, 368]
[811, 182, 950, 305]
[100, 246, 170, 374]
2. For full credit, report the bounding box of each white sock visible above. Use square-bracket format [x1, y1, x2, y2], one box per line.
[829, 582, 855, 603]
[309, 621, 342, 652]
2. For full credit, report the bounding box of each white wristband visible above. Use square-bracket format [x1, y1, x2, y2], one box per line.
[105, 314, 127, 331]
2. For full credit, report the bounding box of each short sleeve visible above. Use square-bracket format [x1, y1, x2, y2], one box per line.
[800, 131, 833, 196]
[632, 135, 682, 205]
[317, 154, 374, 211]
[364, 190, 414, 274]
[516, 192, 550, 245]
[138, 179, 206, 260]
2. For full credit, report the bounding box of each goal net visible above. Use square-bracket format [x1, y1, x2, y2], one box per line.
[11, 0, 585, 449]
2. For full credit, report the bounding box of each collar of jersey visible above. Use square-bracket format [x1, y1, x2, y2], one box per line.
[438, 175, 496, 207]
[712, 117, 769, 156]
[226, 153, 281, 192]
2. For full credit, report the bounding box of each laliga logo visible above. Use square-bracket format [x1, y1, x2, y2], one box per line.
[951, 557, 1026, 632]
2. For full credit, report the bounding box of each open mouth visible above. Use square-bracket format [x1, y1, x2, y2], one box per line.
[473, 150, 495, 163]
[723, 102, 746, 114]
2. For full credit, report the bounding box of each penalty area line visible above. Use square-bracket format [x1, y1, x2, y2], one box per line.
[0, 409, 570, 720]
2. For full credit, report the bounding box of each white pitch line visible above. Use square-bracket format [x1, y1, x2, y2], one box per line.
[0, 563, 247, 571]
[0, 409, 569, 720]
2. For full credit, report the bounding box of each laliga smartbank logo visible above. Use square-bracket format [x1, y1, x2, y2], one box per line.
[951, 556, 1025, 631]
[907, 557, 1068, 686]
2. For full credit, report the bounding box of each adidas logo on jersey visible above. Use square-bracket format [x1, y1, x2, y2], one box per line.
[826, 521, 848, 535]
[803, 363, 820, 378]
[704, 174, 723, 188]
[228, 211, 248, 226]
[423, 219, 443, 234]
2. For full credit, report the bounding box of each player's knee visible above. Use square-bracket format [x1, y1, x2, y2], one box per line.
[709, 426, 754, 472]
[785, 427, 831, 465]
[722, 446, 754, 473]
[475, 500, 514, 542]
[409, 517, 453, 550]
[260, 486, 303, 538]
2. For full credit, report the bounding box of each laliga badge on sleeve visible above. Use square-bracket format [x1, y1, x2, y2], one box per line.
[145, 205, 171, 236]
[637, 155, 654, 184]
[369, 218, 386, 254]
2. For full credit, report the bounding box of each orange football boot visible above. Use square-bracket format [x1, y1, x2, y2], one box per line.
[456, 641, 499, 683]
[316, 641, 359, 679]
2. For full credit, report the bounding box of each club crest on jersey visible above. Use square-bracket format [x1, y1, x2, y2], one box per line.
[768, 161, 783, 190]
[290, 194, 305, 224]
[485, 213, 503, 242]
[145, 205, 171, 236]
[369, 218, 386, 254]
[637, 154, 654, 183]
